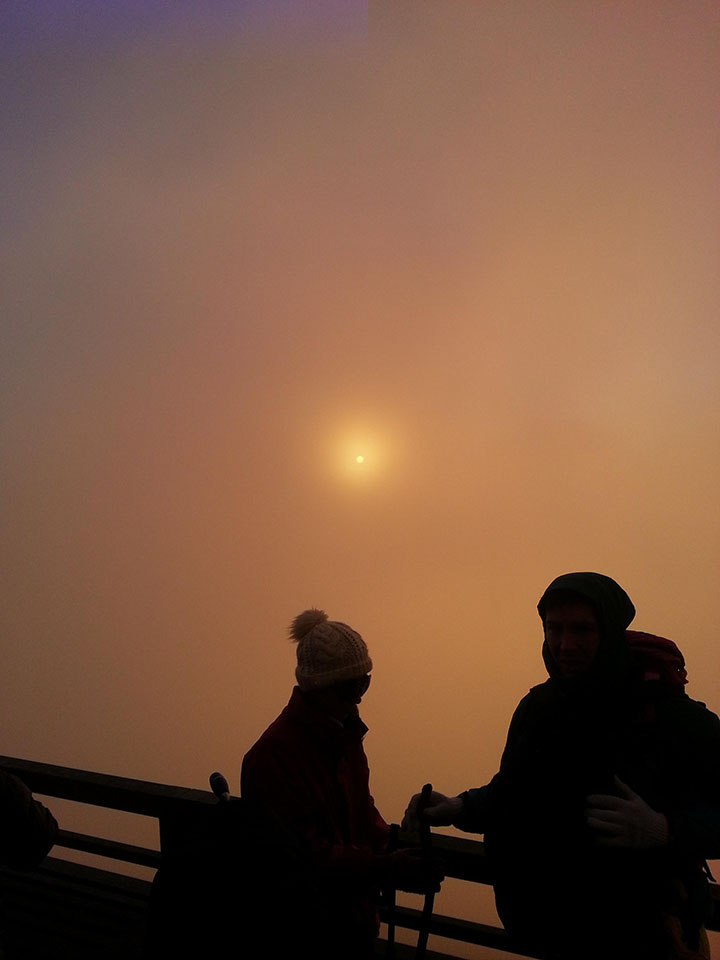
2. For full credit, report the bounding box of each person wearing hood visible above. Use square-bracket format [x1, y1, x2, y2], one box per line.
[242, 609, 443, 959]
[404, 572, 720, 959]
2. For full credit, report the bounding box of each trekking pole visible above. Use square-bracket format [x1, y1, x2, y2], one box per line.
[385, 822, 400, 958]
[415, 783, 435, 960]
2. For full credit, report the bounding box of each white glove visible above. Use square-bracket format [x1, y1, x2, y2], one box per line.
[585, 776, 669, 849]
[401, 790, 464, 834]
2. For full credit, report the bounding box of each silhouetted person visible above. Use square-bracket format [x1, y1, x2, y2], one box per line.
[144, 785, 325, 958]
[405, 572, 720, 960]
[0, 770, 57, 955]
[242, 608, 442, 960]
[0, 770, 57, 871]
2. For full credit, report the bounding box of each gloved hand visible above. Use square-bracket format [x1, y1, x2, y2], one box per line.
[401, 790, 464, 834]
[382, 849, 445, 894]
[585, 776, 669, 849]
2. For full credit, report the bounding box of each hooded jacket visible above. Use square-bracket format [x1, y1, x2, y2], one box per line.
[457, 573, 720, 958]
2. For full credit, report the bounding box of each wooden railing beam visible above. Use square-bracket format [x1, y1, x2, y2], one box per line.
[0, 755, 215, 818]
[55, 830, 161, 868]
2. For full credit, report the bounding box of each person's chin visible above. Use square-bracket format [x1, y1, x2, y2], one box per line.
[558, 661, 589, 676]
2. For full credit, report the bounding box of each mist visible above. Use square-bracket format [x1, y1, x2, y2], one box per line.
[2, 3, 719, 956]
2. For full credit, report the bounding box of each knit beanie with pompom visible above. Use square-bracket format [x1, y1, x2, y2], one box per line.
[291, 608, 372, 691]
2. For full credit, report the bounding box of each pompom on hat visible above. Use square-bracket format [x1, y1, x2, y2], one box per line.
[291, 608, 372, 691]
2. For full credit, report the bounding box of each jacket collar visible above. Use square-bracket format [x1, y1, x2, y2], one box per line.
[284, 686, 368, 751]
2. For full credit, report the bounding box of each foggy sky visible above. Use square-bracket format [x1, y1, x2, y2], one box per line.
[2, 3, 719, 955]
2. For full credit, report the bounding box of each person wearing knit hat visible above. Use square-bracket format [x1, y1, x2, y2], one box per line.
[292, 607, 372, 694]
[402, 572, 720, 960]
[241, 608, 443, 959]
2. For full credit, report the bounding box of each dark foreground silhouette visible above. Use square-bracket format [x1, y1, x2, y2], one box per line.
[144, 794, 331, 957]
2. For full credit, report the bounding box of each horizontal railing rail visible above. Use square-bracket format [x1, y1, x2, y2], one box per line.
[55, 829, 161, 869]
[1, 755, 718, 959]
[0, 755, 215, 817]
[0, 754, 218, 864]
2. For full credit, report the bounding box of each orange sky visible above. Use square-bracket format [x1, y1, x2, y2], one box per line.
[2, 3, 719, 955]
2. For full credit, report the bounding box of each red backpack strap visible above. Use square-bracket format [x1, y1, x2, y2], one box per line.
[626, 630, 688, 688]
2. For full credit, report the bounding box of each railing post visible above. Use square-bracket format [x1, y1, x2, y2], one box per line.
[158, 805, 215, 863]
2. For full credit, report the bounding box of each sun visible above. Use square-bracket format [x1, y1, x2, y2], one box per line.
[330, 426, 396, 484]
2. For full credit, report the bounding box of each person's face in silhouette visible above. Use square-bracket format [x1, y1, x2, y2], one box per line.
[351, 672, 371, 703]
[544, 599, 600, 677]
[309, 673, 371, 721]
[335, 673, 371, 709]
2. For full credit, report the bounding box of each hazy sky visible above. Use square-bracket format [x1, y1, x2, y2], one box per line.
[2, 3, 719, 955]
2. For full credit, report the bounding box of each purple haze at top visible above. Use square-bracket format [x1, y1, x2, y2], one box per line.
[0, 0, 365, 49]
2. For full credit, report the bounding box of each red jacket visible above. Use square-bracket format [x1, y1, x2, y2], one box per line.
[241, 687, 389, 949]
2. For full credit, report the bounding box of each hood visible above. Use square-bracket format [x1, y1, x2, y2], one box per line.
[537, 572, 636, 686]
